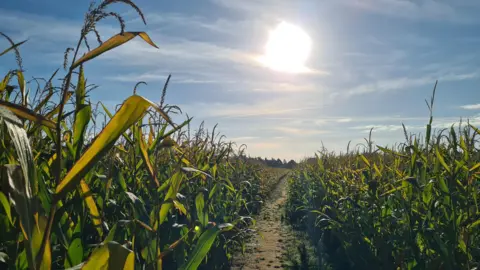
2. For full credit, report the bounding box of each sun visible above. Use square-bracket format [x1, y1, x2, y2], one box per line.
[259, 21, 312, 73]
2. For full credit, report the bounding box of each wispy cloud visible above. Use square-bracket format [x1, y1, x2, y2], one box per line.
[460, 104, 480, 110]
[228, 136, 259, 141]
[350, 124, 404, 133]
[336, 0, 479, 24]
[336, 71, 479, 98]
[337, 118, 352, 123]
[273, 126, 329, 136]
[106, 72, 237, 84]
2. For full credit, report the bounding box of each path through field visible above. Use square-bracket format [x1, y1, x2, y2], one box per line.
[231, 173, 293, 269]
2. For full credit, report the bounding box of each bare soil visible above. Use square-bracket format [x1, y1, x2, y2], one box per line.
[231, 173, 294, 269]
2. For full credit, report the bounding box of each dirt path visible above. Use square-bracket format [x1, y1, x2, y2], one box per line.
[231, 173, 293, 269]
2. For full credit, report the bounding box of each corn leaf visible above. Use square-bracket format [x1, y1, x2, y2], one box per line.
[55, 95, 173, 200]
[137, 126, 160, 187]
[44, 91, 73, 119]
[435, 147, 451, 173]
[180, 226, 220, 270]
[72, 32, 158, 69]
[32, 216, 51, 270]
[81, 241, 132, 270]
[2, 165, 35, 269]
[195, 193, 208, 228]
[73, 65, 90, 160]
[469, 162, 480, 172]
[0, 100, 56, 129]
[0, 39, 27, 57]
[17, 70, 26, 106]
[467, 219, 480, 232]
[0, 72, 12, 92]
[79, 180, 102, 237]
[360, 155, 370, 167]
[64, 221, 83, 268]
[0, 191, 13, 225]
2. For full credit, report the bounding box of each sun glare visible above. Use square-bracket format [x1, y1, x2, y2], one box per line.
[259, 21, 312, 73]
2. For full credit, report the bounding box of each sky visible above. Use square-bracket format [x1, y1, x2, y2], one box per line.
[1, 0, 480, 160]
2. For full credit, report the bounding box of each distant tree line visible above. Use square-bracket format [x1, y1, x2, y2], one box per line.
[246, 156, 297, 169]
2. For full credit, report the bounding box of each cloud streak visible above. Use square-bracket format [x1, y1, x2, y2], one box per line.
[460, 104, 480, 110]
[336, 0, 480, 24]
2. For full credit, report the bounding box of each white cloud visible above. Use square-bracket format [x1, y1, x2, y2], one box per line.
[460, 104, 480, 110]
[337, 118, 352, 123]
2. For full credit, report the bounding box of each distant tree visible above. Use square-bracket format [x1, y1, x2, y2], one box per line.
[287, 160, 297, 169]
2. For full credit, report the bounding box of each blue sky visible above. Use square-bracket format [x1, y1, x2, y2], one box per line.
[1, 0, 480, 159]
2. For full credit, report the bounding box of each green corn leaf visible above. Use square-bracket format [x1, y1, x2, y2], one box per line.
[180, 226, 221, 270]
[72, 104, 91, 161]
[65, 222, 83, 268]
[136, 126, 160, 187]
[72, 65, 91, 160]
[435, 147, 451, 173]
[2, 165, 34, 270]
[438, 177, 449, 194]
[0, 191, 13, 225]
[103, 224, 117, 244]
[195, 192, 208, 228]
[0, 39, 27, 57]
[467, 219, 480, 232]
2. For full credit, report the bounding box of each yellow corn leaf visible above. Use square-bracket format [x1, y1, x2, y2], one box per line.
[55, 95, 173, 200]
[0, 72, 12, 92]
[82, 242, 133, 270]
[148, 119, 154, 146]
[72, 32, 158, 69]
[360, 155, 370, 167]
[123, 252, 135, 270]
[138, 127, 160, 187]
[173, 199, 187, 215]
[469, 162, 480, 172]
[32, 216, 51, 270]
[373, 163, 381, 177]
[16, 70, 26, 106]
[435, 146, 451, 173]
[79, 180, 102, 237]
[0, 100, 56, 129]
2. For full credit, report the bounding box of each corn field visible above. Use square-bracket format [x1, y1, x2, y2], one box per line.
[0, 1, 282, 269]
[286, 86, 480, 269]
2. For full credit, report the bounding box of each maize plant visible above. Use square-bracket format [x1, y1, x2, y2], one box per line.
[286, 84, 480, 270]
[0, 1, 273, 269]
